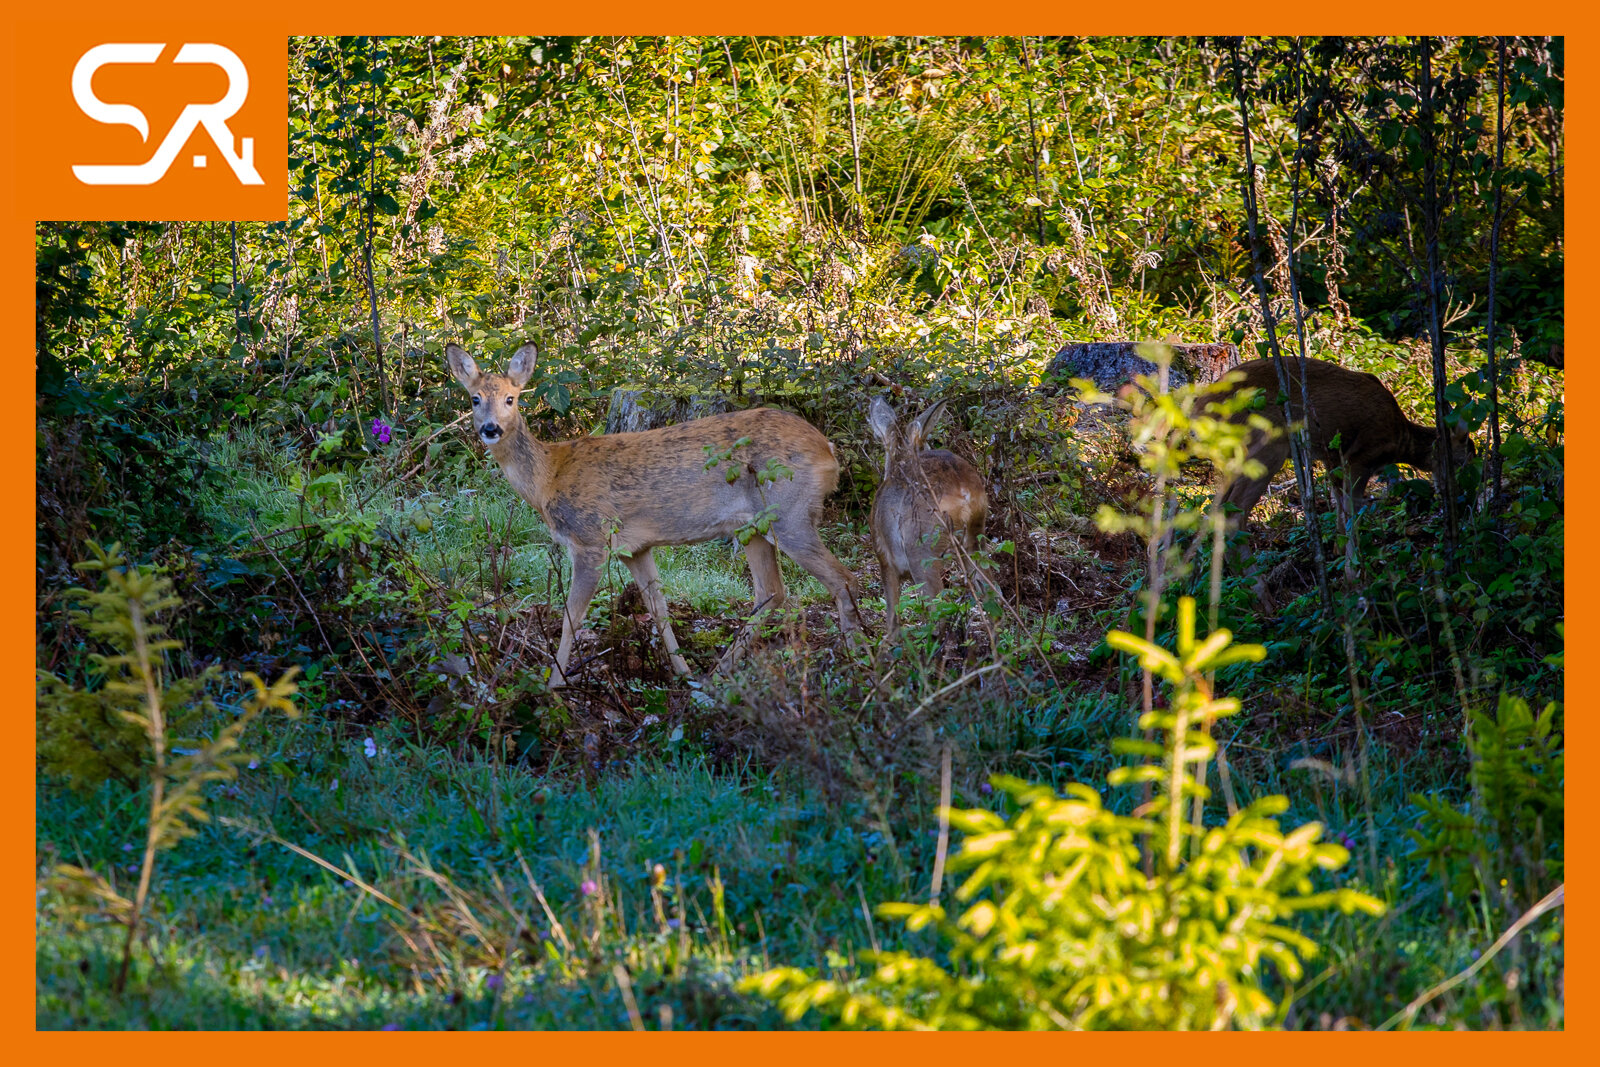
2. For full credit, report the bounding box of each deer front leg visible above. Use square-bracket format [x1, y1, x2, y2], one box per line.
[551, 548, 604, 688]
[621, 549, 692, 678]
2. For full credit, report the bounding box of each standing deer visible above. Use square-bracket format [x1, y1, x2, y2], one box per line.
[867, 395, 993, 635]
[446, 342, 862, 686]
[1207, 357, 1476, 528]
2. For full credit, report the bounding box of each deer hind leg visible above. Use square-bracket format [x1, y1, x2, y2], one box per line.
[917, 530, 976, 661]
[878, 548, 903, 637]
[961, 523, 1006, 669]
[715, 536, 789, 674]
[772, 518, 864, 636]
[743, 535, 789, 615]
[951, 518, 999, 606]
[621, 549, 692, 678]
[916, 534, 949, 598]
[551, 549, 605, 688]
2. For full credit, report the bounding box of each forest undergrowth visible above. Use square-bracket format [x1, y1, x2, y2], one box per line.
[36, 35, 1563, 1030]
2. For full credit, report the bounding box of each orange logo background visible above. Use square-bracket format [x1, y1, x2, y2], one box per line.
[14, 20, 286, 221]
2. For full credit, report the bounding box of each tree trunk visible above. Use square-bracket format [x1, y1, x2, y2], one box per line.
[841, 37, 863, 202]
[604, 388, 737, 435]
[1485, 37, 1508, 504]
[1229, 37, 1333, 614]
[1419, 36, 1459, 562]
[361, 38, 388, 416]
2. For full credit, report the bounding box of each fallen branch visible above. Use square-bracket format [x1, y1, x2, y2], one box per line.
[903, 662, 1005, 725]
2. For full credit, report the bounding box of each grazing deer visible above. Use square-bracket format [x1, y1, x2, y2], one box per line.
[867, 395, 993, 635]
[446, 343, 863, 686]
[1207, 357, 1475, 527]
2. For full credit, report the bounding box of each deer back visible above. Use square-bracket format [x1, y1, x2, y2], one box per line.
[527, 406, 840, 555]
[1215, 357, 1447, 477]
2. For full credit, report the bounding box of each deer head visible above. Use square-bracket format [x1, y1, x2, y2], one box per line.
[868, 395, 949, 479]
[446, 342, 537, 447]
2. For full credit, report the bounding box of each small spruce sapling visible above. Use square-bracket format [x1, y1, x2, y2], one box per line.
[742, 597, 1384, 1030]
[37, 541, 301, 992]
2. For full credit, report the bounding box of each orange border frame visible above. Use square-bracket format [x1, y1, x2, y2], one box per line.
[4, 6, 1585, 1052]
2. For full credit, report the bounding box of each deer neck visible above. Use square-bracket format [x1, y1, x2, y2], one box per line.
[487, 416, 556, 510]
[1406, 419, 1440, 472]
[888, 445, 927, 481]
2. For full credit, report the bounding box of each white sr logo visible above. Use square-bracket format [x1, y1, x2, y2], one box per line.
[72, 42, 264, 186]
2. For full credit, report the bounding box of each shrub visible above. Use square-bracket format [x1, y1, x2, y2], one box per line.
[742, 597, 1384, 1030]
[1409, 692, 1564, 922]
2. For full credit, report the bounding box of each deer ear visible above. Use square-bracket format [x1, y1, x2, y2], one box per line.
[868, 395, 898, 446]
[445, 344, 479, 389]
[506, 344, 537, 388]
[910, 398, 949, 449]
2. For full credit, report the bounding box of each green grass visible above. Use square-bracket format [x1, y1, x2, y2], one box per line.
[38, 672, 953, 1029]
[36, 662, 1561, 1030]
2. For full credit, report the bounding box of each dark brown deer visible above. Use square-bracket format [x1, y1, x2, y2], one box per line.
[1207, 357, 1475, 527]
[446, 343, 863, 686]
[867, 396, 994, 635]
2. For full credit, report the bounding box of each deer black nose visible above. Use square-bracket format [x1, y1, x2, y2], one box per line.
[481, 422, 502, 442]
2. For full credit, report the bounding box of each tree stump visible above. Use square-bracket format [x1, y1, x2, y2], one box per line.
[1045, 341, 1241, 395]
[604, 387, 737, 435]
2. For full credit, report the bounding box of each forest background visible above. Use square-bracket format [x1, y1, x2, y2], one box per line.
[34, 35, 1564, 1030]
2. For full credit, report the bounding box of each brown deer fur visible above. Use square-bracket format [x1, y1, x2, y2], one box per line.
[1207, 357, 1475, 525]
[868, 396, 992, 634]
[447, 343, 862, 686]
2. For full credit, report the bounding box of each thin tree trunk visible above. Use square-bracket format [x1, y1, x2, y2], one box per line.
[116, 597, 167, 994]
[1293, 39, 1381, 877]
[1228, 37, 1333, 614]
[361, 38, 388, 415]
[1020, 38, 1046, 244]
[1486, 36, 1508, 504]
[841, 37, 862, 202]
[1419, 36, 1459, 562]
[229, 221, 244, 368]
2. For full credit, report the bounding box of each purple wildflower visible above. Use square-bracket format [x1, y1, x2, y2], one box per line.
[485, 974, 503, 992]
[370, 417, 393, 445]
[581, 879, 599, 897]
[380, 1023, 401, 1031]
[980, 781, 993, 795]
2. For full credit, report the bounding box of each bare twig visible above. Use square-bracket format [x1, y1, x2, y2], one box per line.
[221, 817, 411, 916]
[929, 743, 953, 908]
[903, 662, 1005, 725]
[613, 964, 647, 1031]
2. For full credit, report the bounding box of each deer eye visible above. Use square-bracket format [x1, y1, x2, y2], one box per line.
[506, 396, 515, 407]
[471, 395, 481, 406]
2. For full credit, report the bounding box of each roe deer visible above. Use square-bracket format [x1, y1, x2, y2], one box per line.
[1207, 357, 1475, 527]
[446, 343, 863, 686]
[867, 396, 992, 635]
